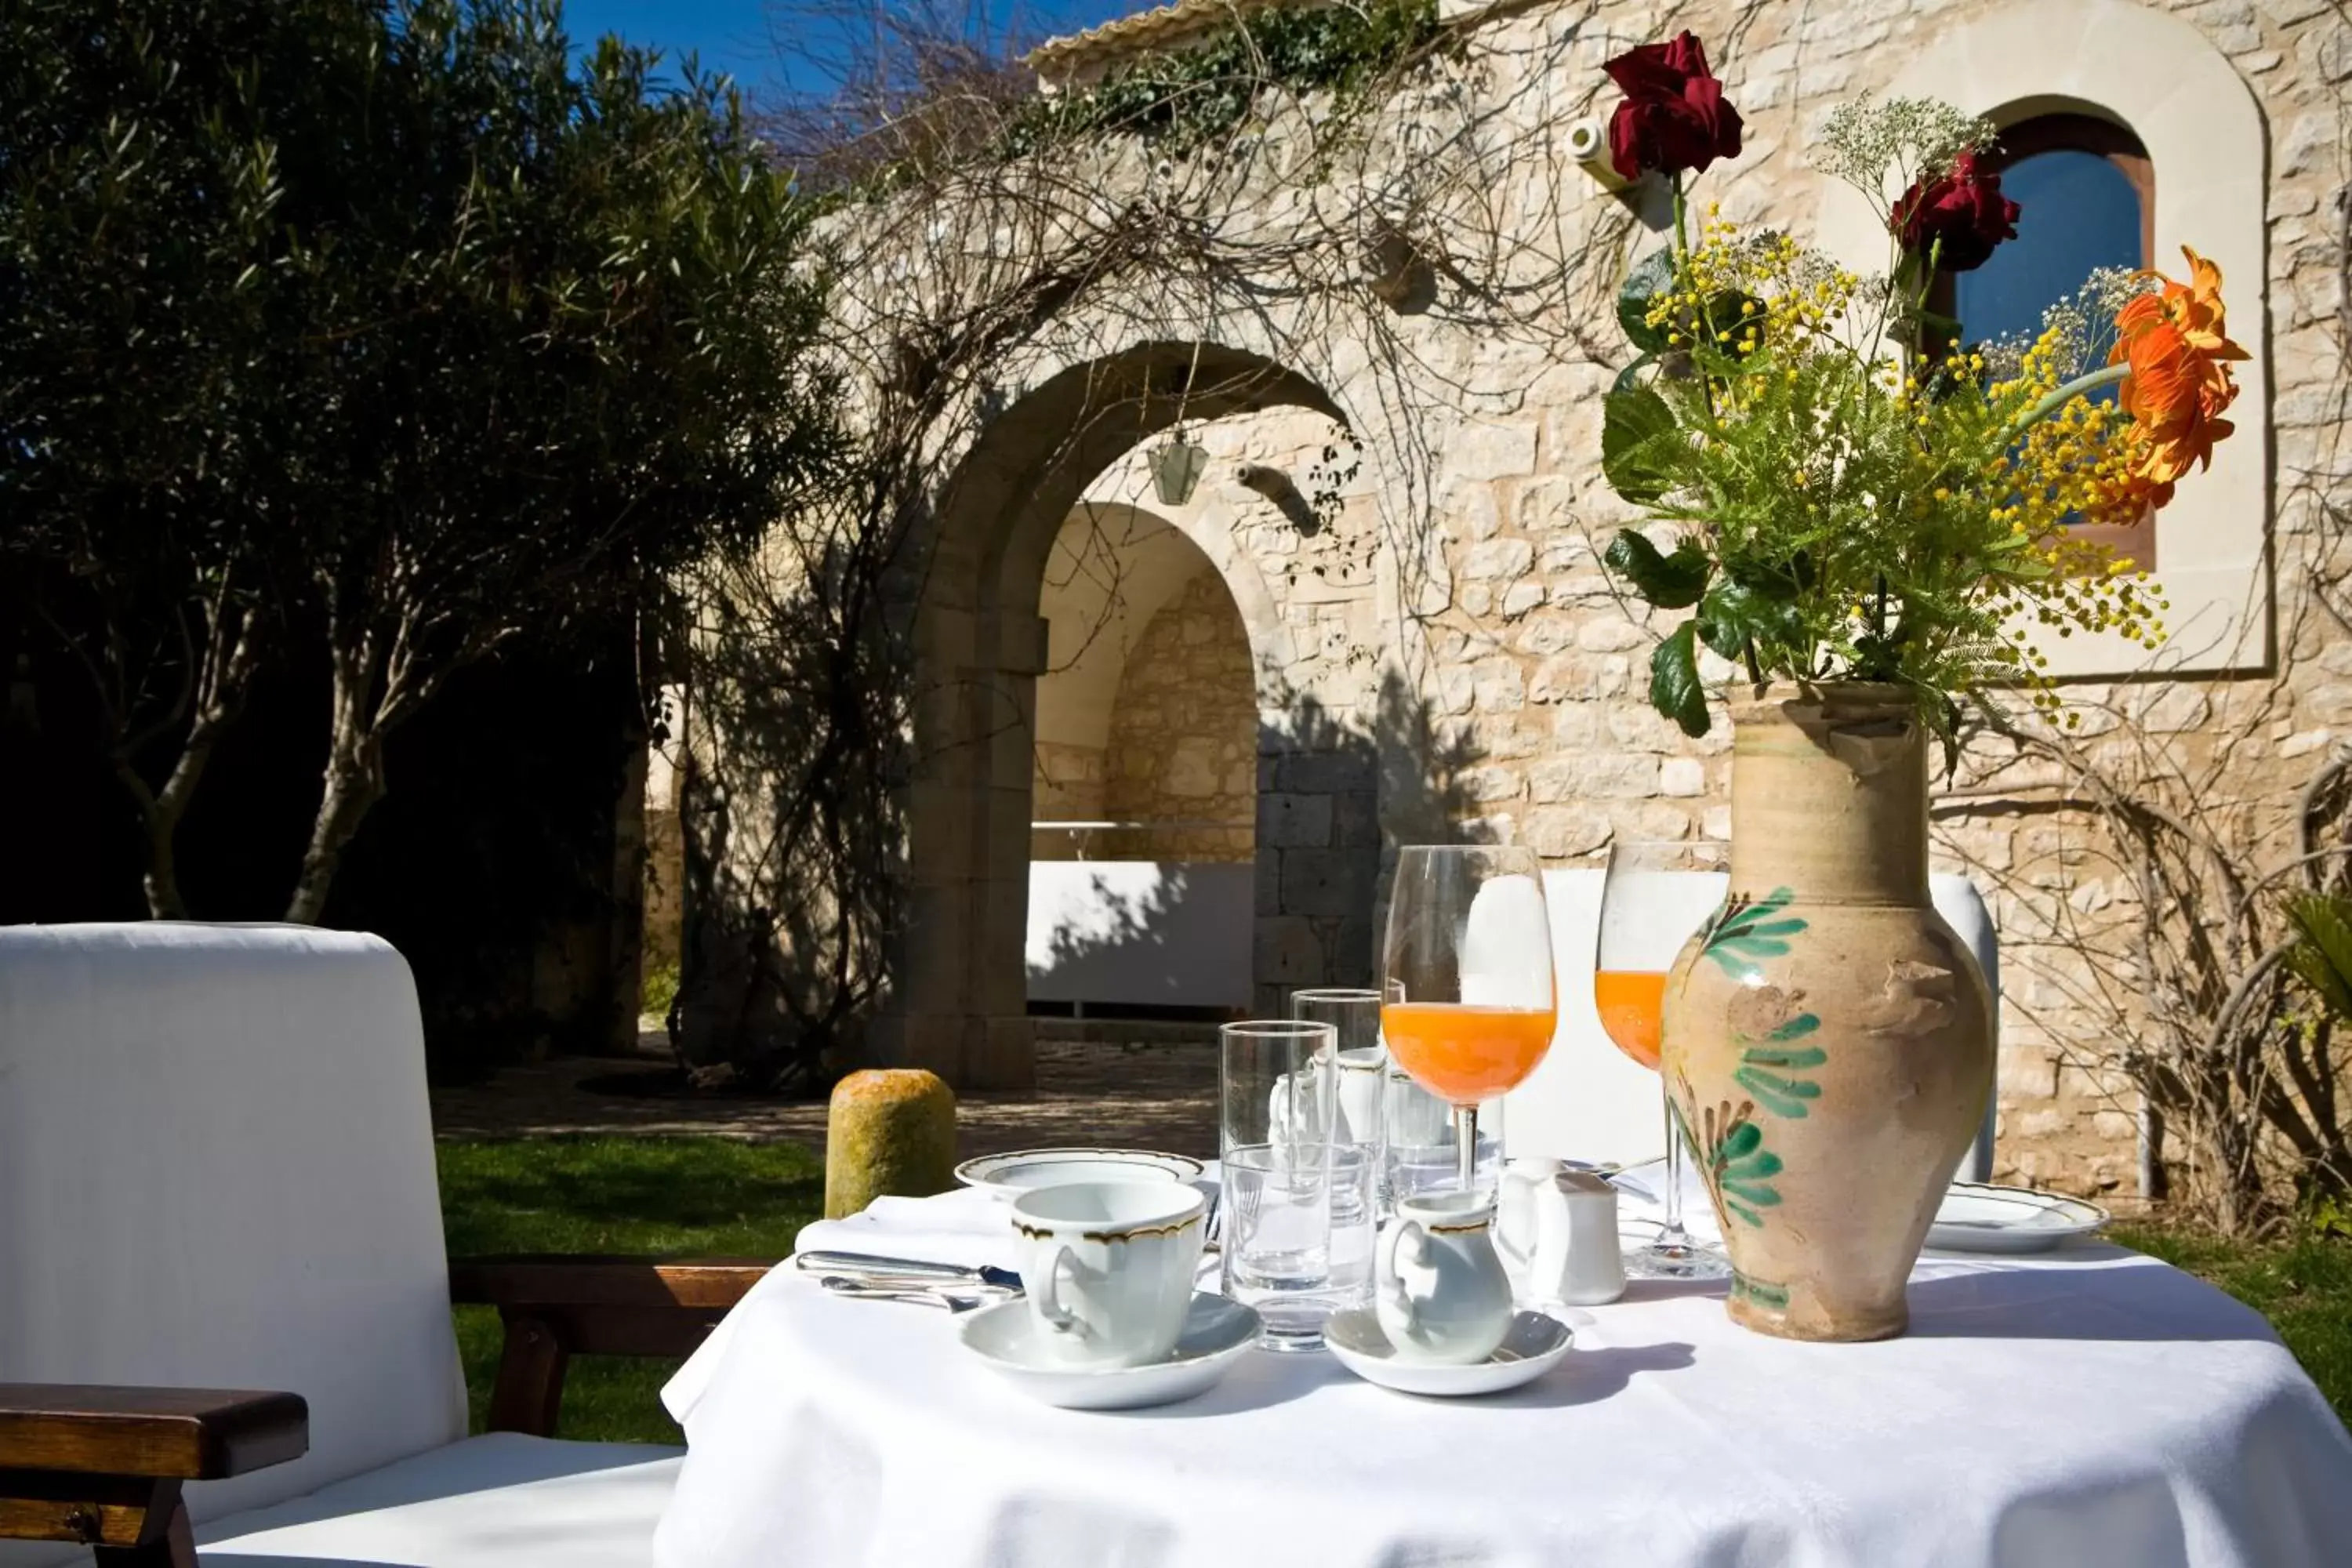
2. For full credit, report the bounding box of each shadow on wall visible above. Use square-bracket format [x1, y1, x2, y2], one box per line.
[1022, 667, 1486, 1017]
[670, 536, 913, 1095]
[1250, 670, 1486, 1012]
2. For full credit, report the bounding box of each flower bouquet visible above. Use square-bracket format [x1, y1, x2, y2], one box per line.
[1589, 32, 2249, 1341]
[1595, 31, 2247, 742]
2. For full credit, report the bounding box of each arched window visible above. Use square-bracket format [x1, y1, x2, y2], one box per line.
[1935, 114, 2156, 568]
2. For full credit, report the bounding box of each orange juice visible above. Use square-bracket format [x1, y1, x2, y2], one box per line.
[1594, 970, 1667, 1071]
[1381, 1003, 1556, 1105]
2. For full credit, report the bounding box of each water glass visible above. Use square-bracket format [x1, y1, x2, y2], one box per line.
[1381, 1069, 1504, 1208]
[1219, 1142, 1375, 1352]
[1289, 989, 1386, 1152]
[1219, 1020, 1338, 1158]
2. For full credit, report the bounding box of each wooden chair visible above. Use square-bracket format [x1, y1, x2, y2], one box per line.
[0, 924, 770, 1566]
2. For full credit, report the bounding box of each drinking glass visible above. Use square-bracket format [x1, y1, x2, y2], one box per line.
[1219, 1020, 1337, 1160]
[1290, 989, 1386, 1153]
[1220, 1142, 1375, 1352]
[1381, 1072, 1504, 1209]
[1380, 844, 1558, 1192]
[1596, 840, 1732, 1281]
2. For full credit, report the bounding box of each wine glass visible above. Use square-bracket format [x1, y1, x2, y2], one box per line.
[1380, 845, 1558, 1193]
[1596, 840, 1732, 1280]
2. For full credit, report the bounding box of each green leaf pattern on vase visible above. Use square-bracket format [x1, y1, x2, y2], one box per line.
[1697, 887, 1805, 978]
[1682, 894, 1822, 1231]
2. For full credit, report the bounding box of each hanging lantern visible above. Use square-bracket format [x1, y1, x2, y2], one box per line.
[1149, 433, 1209, 507]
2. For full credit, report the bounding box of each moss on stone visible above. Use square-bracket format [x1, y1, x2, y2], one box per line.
[824, 1068, 957, 1218]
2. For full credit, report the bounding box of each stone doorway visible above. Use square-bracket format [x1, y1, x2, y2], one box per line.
[1028, 503, 1258, 1025]
[880, 340, 1352, 1088]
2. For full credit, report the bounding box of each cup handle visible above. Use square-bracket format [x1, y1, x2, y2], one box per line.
[1381, 1219, 1429, 1328]
[1034, 1245, 1087, 1338]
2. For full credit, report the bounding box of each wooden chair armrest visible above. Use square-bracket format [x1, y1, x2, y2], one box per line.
[448, 1256, 774, 1312]
[446, 1256, 775, 1438]
[0, 1385, 307, 1566]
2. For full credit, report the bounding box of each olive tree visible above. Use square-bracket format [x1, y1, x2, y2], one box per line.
[2, 0, 838, 921]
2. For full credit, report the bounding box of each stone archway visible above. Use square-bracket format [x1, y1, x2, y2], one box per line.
[880, 340, 1345, 1087]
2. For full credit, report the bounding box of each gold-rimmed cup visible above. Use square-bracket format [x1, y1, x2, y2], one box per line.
[1008, 1181, 1207, 1368]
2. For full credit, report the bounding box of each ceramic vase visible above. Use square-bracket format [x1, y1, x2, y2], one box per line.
[1662, 683, 1994, 1341]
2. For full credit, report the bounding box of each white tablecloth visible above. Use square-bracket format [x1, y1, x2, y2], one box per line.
[657, 1192, 2352, 1568]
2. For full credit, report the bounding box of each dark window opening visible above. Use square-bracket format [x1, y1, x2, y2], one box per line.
[1934, 114, 2156, 571]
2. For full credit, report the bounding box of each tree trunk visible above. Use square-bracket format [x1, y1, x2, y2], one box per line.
[284, 643, 386, 925]
[105, 602, 258, 920]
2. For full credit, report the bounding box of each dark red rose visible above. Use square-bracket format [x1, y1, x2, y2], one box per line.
[1891, 150, 2021, 272]
[1604, 31, 1744, 181]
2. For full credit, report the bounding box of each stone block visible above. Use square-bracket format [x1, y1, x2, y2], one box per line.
[1280, 848, 1378, 919]
[1261, 792, 1335, 848]
[1461, 538, 1536, 581]
[1276, 749, 1377, 794]
[1448, 421, 1537, 479]
[1334, 790, 1383, 848]
[1659, 757, 1706, 797]
[1520, 805, 1613, 858]
[1254, 916, 1326, 985]
[971, 1014, 1038, 1091]
[1528, 752, 1659, 801]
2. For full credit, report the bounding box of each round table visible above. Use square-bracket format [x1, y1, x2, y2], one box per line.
[653, 1229, 2352, 1567]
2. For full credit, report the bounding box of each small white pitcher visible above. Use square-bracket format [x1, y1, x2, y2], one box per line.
[1376, 1190, 1514, 1365]
[1497, 1158, 1627, 1308]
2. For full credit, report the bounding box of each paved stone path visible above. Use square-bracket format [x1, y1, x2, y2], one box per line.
[430, 1028, 1218, 1161]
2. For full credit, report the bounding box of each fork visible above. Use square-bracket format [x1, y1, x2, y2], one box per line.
[817, 1276, 996, 1312]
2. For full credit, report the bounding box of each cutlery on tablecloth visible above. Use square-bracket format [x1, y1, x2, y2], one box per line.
[817, 1276, 997, 1312]
[794, 1250, 1024, 1293]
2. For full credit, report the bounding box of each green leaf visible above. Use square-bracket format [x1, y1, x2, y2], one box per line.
[1741, 1044, 1828, 1069]
[1766, 1013, 1821, 1042]
[1612, 353, 1657, 395]
[1696, 579, 1807, 663]
[1617, 248, 1677, 353]
[1715, 1118, 1762, 1163]
[1601, 382, 1679, 505]
[1648, 621, 1711, 739]
[2286, 895, 2352, 1023]
[1736, 1068, 1823, 1119]
[1603, 530, 1710, 608]
[1722, 1179, 1783, 1208]
[1722, 1148, 1784, 1181]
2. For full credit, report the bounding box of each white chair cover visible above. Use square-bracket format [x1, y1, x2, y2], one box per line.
[0, 924, 468, 1538]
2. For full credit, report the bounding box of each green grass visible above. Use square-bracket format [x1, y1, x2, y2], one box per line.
[437, 1136, 823, 1443]
[2112, 1221, 2352, 1425]
[434, 1136, 2352, 1441]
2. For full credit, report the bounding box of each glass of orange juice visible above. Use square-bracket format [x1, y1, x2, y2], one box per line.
[1380, 845, 1557, 1193]
[1597, 840, 1730, 1280]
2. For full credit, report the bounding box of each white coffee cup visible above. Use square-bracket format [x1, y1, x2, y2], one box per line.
[1376, 1189, 1515, 1365]
[1011, 1181, 1207, 1369]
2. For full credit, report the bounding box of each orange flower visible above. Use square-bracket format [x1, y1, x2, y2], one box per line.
[2107, 246, 2249, 498]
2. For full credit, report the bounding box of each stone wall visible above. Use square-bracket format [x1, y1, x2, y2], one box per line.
[1101, 569, 1258, 862]
[1045, 0, 2352, 1196]
[727, 0, 2350, 1163]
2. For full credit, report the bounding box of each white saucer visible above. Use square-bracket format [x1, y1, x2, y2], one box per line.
[954, 1147, 1206, 1197]
[957, 1291, 1260, 1410]
[1926, 1182, 2110, 1254]
[1323, 1307, 1573, 1396]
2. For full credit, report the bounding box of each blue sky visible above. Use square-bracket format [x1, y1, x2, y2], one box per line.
[560, 0, 1163, 100]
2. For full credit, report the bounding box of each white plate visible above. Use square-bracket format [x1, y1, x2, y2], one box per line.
[1926, 1182, 2110, 1254]
[954, 1147, 1206, 1196]
[1323, 1307, 1573, 1397]
[958, 1291, 1260, 1410]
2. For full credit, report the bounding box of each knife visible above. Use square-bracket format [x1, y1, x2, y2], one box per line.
[793, 1249, 1024, 1292]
